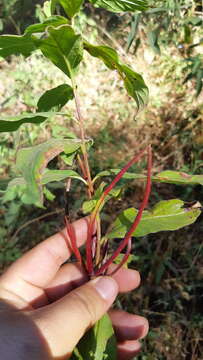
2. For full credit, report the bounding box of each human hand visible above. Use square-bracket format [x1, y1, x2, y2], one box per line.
[0, 218, 148, 360]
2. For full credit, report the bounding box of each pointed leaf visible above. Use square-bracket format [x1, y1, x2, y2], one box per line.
[94, 169, 203, 186]
[37, 84, 74, 112]
[42, 169, 87, 184]
[16, 138, 83, 206]
[71, 314, 117, 360]
[25, 16, 69, 34]
[0, 33, 36, 58]
[119, 64, 148, 107]
[84, 42, 148, 109]
[34, 25, 83, 77]
[156, 170, 203, 186]
[43, 1, 52, 17]
[89, 0, 148, 12]
[93, 169, 146, 183]
[0, 112, 63, 133]
[127, 14, 140, 52]
[147, 29, 161, 55]
[51, 0, 84, 18]
[43, 186, 55, 201]
[109, 199, 201, 238]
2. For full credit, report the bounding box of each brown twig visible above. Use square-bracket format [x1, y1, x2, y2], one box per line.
[10, 209, 64, 243]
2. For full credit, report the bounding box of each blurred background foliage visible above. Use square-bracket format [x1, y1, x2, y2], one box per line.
[0, 0, 203, 359]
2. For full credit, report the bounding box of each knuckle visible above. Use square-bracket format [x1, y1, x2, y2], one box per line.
[71, 288, 100, 325]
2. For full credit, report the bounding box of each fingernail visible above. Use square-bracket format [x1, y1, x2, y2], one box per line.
[91, 276, 118, 301]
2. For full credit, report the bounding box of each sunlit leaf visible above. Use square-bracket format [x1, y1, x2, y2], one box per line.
[156, 170, 203, 185]
[25, 16, 69, 34]
[42, 169, 87, 184]
[34, 25, 83, 77]
[43, 186, 55, 201]
[84, 42, 148, 109]
[108, 199, 201, 238]
[0, 33, 36, 58]
[37, 84, 74, 111]
[0, 112, 63, 133]
[89, 0, 148, 13]
[94, 169, 203, 186]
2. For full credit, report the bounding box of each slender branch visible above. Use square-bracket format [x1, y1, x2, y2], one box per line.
[77, 154, 92, 199]
[86, 146, 149, 276]
[95, 145, 152, 276]
[65, 216, 82, 263]
[108, 238, 132, 276]
[71, 76, 94, 196]
[95, 216, 101, 266]
[63, 56, 94, 196]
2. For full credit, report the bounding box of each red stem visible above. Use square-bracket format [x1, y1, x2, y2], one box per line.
[103, 147, 147, 196]
[65, 216, 82, 263]
[94, 145, 152, 276]
[108, 238, 132, 276]
[86, 146, 148, 276]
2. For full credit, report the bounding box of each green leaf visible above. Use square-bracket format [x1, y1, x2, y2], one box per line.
[145, 7, 166, 14]
[195, 68, 203, 97]
[156, 170, 203, 186]
[94, 169, 203, 186]
[25, 16, 69, 34]
[42, 169, 87, 185]
[93, 168, 146, 183]
[127, 14, 140, 52]
[89, 0, 148, 13]
[0, 112, 63, 133]
[108, 199, 202, 239]
[43, 0, 52, 17]
[71, 314, 117, 360]
[34, 25, 83, 77]
[16, 138, 83, 207]
[119, 64, 148, 108]
[0, 33, 36, 58]
[147, 29, 160, 55]
[43, 186, 55, 201]
[2, 168, 87, 204]
[51, 0, 84, 18]
[37, 84, 74, 112]
[185, 16, 202, 26]
[84, 42, 148, 109]
[82, 182, 122, 214]
[114, 253, 139, 267]
[60, 152, 76, 165]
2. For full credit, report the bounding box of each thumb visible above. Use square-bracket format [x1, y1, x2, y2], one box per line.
[31, 276, 118, 359]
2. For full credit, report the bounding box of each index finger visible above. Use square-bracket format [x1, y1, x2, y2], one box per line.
[0, 218, 88, 294]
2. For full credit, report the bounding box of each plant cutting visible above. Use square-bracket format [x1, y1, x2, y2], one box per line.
[0, 0, 202, 359]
